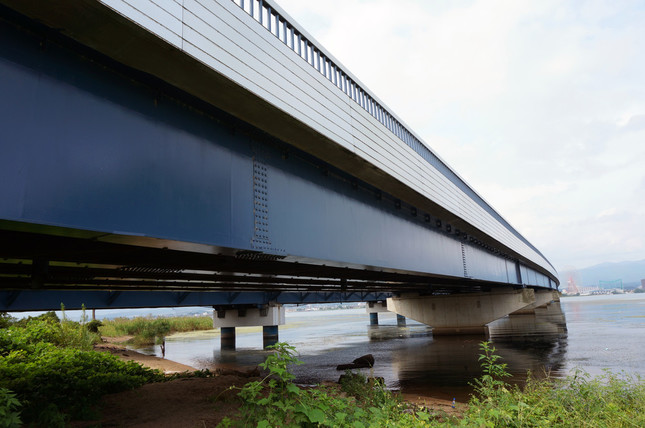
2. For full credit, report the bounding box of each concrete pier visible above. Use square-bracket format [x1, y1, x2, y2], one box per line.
[220, 327, 236, 350]
[263, 325, 279, 348]
[369, 312, 379, 325]
[213, 304, 285, 349]
[366, 301, 389, 325]
[387, 288, 536, 335]
[397, 314, 407, 327]
[510, 290, 559, 315]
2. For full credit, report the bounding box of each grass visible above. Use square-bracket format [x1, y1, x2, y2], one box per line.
[458, 342, 645, 427]
[3, 308, 644, 428]
[219, 341, 645, 427]
[217, 342, 440, 427]
[99, 315, 214, 338]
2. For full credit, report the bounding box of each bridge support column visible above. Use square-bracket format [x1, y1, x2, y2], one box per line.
[369, 313, 379, 325]
[387, 288, 536, 335]
[397, 314, 407, 327]
[213, 304, 285, 350]
[263, 325, 279, 349]
[510, 290, 559, 315]
[220, 327, 236, 350]
[366, 301, 388, 325]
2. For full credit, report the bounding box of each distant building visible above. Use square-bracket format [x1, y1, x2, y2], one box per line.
[641, 279, 645, 289]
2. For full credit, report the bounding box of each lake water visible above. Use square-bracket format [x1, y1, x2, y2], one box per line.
[139, 293, 645, 401]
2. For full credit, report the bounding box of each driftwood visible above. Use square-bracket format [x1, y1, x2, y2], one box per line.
[336, 354, 375, 371]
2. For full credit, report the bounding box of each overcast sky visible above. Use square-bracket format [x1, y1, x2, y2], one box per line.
[275, 0, 645, 271]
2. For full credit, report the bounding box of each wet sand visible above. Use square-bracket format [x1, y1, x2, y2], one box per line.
[83, 338, 462, 427]
[96, 337, 198, 374]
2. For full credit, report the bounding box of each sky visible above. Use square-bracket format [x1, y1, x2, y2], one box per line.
[275, 0, 645, 271]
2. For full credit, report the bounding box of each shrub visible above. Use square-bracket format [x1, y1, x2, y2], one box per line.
[0, 307, 164, 425]
[460, 342, 645, 427]
[85, 319, 103, 333]
[11, 311, 59, 328]
[0, 313, 15, 329]
[0, 388, 21, 428]
[218, 342, 435, 427]
[339, 371, 390, 408]
[0, 347, 163, 422]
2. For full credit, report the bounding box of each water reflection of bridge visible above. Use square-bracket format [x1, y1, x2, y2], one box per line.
[386, 302, 568, 401]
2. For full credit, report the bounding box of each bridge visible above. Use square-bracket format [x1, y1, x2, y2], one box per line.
[0, 0, 559, 343]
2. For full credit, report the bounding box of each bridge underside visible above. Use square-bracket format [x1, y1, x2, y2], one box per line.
[0, 227, 490, 295]
[0, 5, 554, 311]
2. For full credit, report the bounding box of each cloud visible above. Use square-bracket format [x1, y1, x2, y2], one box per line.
[622, 114, 645, 131]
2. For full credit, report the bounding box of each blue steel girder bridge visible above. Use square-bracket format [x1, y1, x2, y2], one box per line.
[0, 0, 558, 328]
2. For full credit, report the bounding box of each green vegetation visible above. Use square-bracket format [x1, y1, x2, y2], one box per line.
[462, 342, 645, 427]
[0, 387, 22, 428]
[220, 341, 645, 428]
[0, 313, 15, 329]
[99, 314, 213, 345]
[218, 342, 439, 427]
[2, 307, 644, 427]
[0, 309, 164, 426]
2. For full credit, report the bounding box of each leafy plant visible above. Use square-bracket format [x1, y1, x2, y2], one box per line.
[58, 304, 100, 350]
[0, 313, 15, 329]
[219, 342, 435, 427]
[147, 318, 172, 344]
[459, 342, 645, 427]
[0, 308, 164, 425]
[338, 371, 390, 408]
[233, 342, 309, 427]
[10, 311, 59, 328]
[0, 388, 21, 428]
[85, 319, 103, 333]
[473, 341, 511, 392]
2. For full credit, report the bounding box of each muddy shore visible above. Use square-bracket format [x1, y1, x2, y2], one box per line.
[79, 338, 462, 427]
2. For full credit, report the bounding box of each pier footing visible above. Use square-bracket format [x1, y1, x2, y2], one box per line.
[220, 327, 236, 350]
[366, 301, 389, 325]
[263, 325, 279, 348]
[387, 288, 536, 335]
[369, 312, 379, 325]
[213, 304, 285, 349]
[397, 314, 407, 327]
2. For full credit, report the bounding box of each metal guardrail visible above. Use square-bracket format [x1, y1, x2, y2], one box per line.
[233, 0, 424, 159]
[231, 0, 554, 272]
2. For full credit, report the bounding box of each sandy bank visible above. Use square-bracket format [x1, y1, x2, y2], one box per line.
[84, 337, 464, 427]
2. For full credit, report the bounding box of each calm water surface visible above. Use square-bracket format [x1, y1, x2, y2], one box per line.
[139, 293, 645, 400]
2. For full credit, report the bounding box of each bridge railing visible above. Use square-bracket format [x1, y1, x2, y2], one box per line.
[233, 0, 428, 167]
[231, 0, 552, 272]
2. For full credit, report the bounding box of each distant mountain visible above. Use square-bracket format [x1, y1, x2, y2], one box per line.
[561, 259, 645, 288]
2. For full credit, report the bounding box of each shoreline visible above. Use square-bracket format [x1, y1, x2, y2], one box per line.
[94, 341, 198, 374]
[94, 337, 464, 415]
